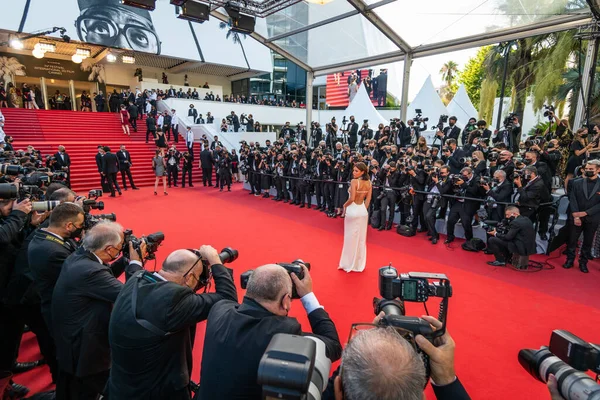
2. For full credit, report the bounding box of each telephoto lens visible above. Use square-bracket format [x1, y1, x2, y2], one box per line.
[0, 164, 24, 176]
[0, 183, 18, 199]
[218, 248, 239, 264]
[32, 201, 61, 212]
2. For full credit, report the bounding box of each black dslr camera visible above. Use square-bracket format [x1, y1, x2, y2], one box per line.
[543, 104, 555, 120]
[519, 330, 600, 400]
[240, 260, 311, 299]
[84, 213, 116, 230]
[434, 114, 448, 131]
[123, 229, 165, 261]
[372, 265, 452, 382]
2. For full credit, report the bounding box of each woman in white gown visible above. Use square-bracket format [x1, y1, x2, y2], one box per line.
[339, 162, 372, 272]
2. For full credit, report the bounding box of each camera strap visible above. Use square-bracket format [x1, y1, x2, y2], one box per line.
[131, 271, 173, 337]
[40, 231, 76, 253]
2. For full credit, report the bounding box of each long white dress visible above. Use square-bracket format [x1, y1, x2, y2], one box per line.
[339, 183, 369, 272]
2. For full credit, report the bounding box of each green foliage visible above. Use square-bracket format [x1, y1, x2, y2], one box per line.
[527, 121, 551, 136]
[440, 61, 459, 86]
[479, 78, 498, 122]
[458, 46, 492, 108]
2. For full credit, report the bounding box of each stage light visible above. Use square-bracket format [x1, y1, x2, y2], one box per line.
[38, 42, 56, 53]
[106, 53, 117, 63]
[71, 54, 83, 64]
[32, 48, 45, 59]
[9, 39, 23, 50]
[120, 0, 156, 10]
[230, 14, 255, 34]
[177, 1, 210, 23]
[122, 55, 136, 64]
[76, 48, 91, 59]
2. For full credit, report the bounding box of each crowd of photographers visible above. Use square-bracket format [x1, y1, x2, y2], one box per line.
[237, 109, 600, 273]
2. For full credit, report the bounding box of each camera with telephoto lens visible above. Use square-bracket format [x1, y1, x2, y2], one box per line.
[487, 152, 500, 162]
[482, 219, 509, 235]
[84, 213, 116, 230]
[503, 112, 518, 128]
[193, 247, 239, 290]
[373, 266, 452, 382]
[413, 109, 429, 125]
[519, 330, 600, 400]
[0, 164, 24, 176]
[122, 229, 165, 261]
[88, 189, 103, 199]
[480, 176, 493, 186]
[433, 114, 448, 131]
[257, 333, 331, 400]
[240, 260, 311, 300]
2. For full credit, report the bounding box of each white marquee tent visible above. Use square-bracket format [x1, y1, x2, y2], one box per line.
[406, 75, 448, 123]
[447, 85, 479, 129]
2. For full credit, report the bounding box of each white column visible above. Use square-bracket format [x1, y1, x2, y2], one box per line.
[305, 70, 314, 127]
[40, 77, 49, 110]
[68, 80, 76, 111]
[400, 53, 412, 121]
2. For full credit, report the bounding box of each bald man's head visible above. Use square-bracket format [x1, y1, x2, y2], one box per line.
[162, 250, 199, 274]
[246, 264, 292, 302]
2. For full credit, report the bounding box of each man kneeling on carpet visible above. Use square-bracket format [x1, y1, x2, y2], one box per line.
[197, 264, 342, 400]
[486, 205, 536, 268]
[106, 245, 238, 400]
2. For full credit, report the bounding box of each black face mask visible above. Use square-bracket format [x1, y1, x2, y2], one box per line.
[585, 170, 596, 178]
[440, 174, 448, 179]
[493, 178, 501, 184]
[547, 142, 555, 149]
[523, 158, 533, 165]
[462, 175, 470, 181]
[508, 215, 516, 222]
[369, 146, 375, 150]
[70, 226, 83, 239]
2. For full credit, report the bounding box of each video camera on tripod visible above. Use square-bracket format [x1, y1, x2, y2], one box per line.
[372, 265, 452, 381]
[434, 114, 448, 131]
[414, 109, 429, 126]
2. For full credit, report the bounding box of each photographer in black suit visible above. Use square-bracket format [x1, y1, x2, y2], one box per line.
[347, 115, 359, 149]
[424, 166, 453, 244]
[408, 159, 428, 233]
[181, 150, 194, 188]
[435, 116, 460, 146]
[54, 145, 71, 186]
[200, 147, 214, 187]
[52, 221, 145, 400]
[441, 139, 464, 175]
[117, 145, 138, 191]
[377, 162, 401, 231]
[101, 146, 122, 197]
[445, 167, 486, 244]
[481, 170, 513, 222]
[166, 146, 181, 188]
[231, 111, 240, 132]
[198, 264, 342, 400]
[564, 160, 600, 273]
[95, 146, 106, 188]
[358, 120, 373, 150]
[326, 316, 470, 400]
[514, 166, 548, 222]
[29, 203, 84, 333]
[486, 206, 536, 267]
[107, 246, 237, 399]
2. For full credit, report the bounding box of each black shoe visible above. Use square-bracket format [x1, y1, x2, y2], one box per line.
[272, 197, 279, 201]
[203, 184, 207, 186]
[539, 233, 548, 241]
[220, 188, 223, 192]
[109, 194, 116, 197]
[563, 260, 574, 269]
[299, 204, 305, 208]
[7, 383, 30, 398]
[228, 188, 231, 191]
[118, 191, 122, 196]
[124, 187, 128, 191]
[249, 191, 254, 195]
[427, 236, 433, 241]
[133, 187, 139, 190]
[12, 360, 42, 373]
[444, 237, 454, 244]
[432, 237, 438, 244]
[483, 249, 493, 255]
[168, 185, 172, 188]
[579, 263, 589, 273]
[284, 200, 289, 203]
[385, 223, 392, 230]
[487, 261, 506, 267]
[378, 225, 385, 231]
[417, 228, 427, 233]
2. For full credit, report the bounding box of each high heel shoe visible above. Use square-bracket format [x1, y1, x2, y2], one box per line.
[154, 191, 157, 195]
[164, 192, 168, 195]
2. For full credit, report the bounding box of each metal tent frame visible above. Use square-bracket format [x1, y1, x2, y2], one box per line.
[210, 0, 595, 123]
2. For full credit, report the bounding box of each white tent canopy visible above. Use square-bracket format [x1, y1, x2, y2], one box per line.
[406, 76, 448, 123]
[447, 85, 479, 129]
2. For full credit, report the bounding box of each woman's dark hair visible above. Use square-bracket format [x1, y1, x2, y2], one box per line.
[354, 162, 369, 180]
[155, 149, 160, 156]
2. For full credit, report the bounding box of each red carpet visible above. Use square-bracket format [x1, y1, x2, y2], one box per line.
[2, 108, 204, 192]
[13, 185, 600, 399]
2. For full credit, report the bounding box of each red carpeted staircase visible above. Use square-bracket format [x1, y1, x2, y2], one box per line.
[2, 108, 203, 193]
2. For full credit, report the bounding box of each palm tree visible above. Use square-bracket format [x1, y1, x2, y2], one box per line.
[439, 61, 458, 86]
[219, 20, 250, 70]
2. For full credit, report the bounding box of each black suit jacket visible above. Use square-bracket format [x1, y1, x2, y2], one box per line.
[52, 248, 142, 377]
[102, 152, 119, 174]
[54, 152, 71, 169]
[28, 230, 77, 328]
[517, 177, 548, 213]
[487, 180, 514, 216]
[107, 265, 237, 399]
[95, 153, 104, 173]
[198, 297, 342, 400]
[445, 148, 465, 174]
[348, 122, 358, 139]
[569, 177, 600, 223]
[200, 149, 214, 168]
[496, 215, 537, 255]
[116, 150, 133, 170]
